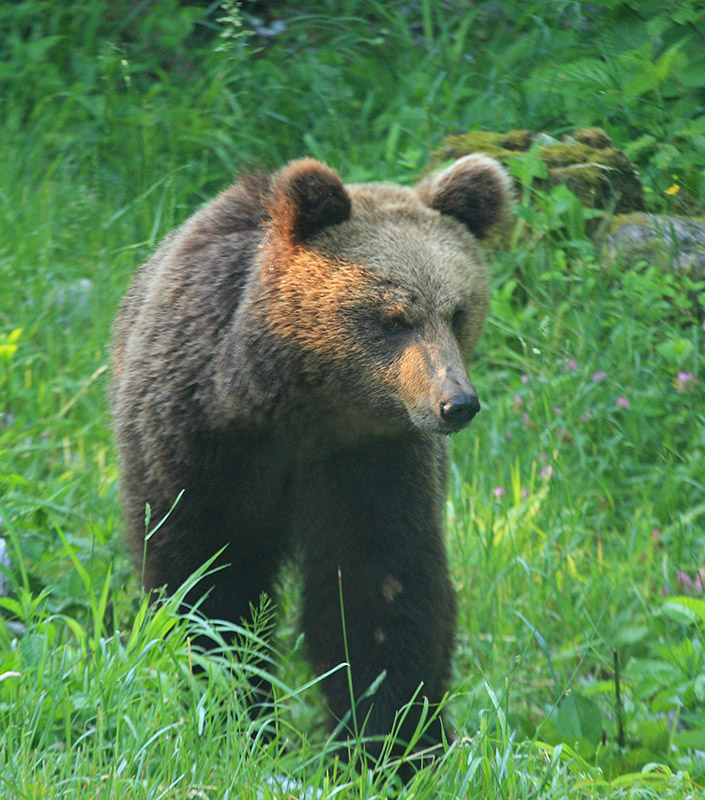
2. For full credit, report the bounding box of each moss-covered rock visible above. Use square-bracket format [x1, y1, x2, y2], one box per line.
[430, 128, 644, 213]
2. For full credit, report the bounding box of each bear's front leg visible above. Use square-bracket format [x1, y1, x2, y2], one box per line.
[298, 435, 457, 769]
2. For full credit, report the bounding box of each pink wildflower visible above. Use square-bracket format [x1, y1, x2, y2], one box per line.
[673, 372, 699, 393]
[493, 486, 506, 499]
[616, 396, 630, 408]
[675, 569, 705, 596]
[565, 359, 579, 372]
[552, 406, 562, 416]
[541, 465, 554, 480]
[592, 371, 606, 382]
[521, 374, 529, 385]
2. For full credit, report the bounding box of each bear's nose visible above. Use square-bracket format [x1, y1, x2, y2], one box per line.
[440, 393, 481, 426]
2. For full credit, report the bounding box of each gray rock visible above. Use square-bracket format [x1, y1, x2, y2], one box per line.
[0, 524, 9, 598]
[0, 526, 27, 634]
[606, 214, 705, 280]
[53, 278, 94, 322]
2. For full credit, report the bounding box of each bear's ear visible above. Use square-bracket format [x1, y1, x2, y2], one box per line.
[268, 158, 351, 243]
[416, 154, 513, 239]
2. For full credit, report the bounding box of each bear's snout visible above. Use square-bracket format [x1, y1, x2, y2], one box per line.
[440, 392, 480, 428]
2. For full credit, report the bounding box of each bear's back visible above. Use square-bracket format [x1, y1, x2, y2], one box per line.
[111, 173, 271, 391]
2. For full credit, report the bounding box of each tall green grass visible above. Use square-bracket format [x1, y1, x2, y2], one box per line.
[1, 2, 704, 797]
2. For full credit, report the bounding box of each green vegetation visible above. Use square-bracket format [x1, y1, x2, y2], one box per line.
[1, 2, 704, 797]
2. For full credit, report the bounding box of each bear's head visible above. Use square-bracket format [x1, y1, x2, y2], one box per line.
[259, 155, 512, 437]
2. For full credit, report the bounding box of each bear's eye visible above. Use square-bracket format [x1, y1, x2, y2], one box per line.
[382, 313, 411, 333]
[451, 307, 468, 334]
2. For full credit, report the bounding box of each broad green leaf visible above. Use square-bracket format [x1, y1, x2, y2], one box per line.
[556, 690, 603, 746]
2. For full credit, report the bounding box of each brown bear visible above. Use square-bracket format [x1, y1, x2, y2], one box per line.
[111, 154, 511, 768]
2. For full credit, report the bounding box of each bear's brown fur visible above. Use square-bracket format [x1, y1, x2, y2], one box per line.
[111, 155, 511, 767]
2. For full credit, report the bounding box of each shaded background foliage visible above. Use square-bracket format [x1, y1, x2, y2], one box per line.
[2, 0, 705, 197]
